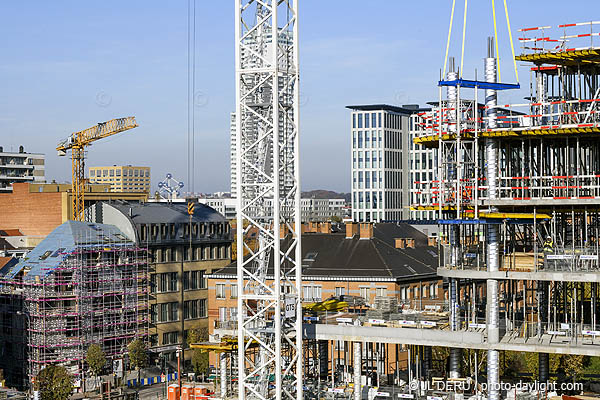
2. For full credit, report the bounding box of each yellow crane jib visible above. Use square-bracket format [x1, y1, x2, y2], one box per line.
[56, 117, 139, 221]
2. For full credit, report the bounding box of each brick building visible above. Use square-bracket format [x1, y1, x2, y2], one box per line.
[206, 222, 443, 375]
[0, 182, 148, 237]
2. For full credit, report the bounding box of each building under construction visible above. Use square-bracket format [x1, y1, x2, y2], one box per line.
[0, 221, 148, 390]
[298, 22, 600, 400]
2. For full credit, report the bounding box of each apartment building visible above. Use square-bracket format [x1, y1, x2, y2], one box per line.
[0, 146, 45, 193]
[89, 165, 150, 193]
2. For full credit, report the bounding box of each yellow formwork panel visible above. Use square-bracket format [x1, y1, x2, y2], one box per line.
[515, 49, 600, 66]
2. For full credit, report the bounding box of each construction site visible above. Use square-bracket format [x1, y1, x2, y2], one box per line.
[203, 1, 600, 400]
[3, 1, 600, 400]
[0, 221, 149, 389]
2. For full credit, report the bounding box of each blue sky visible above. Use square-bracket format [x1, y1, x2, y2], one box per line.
[0, 1, 594, 193]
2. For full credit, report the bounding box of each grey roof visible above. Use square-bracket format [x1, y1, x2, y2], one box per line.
[1, 221, 133, 281]
[346, 104, 428, 114]
[209, 223, 438, 282]
[109, 201, 226, 224]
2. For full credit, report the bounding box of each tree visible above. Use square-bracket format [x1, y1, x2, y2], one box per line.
[36, 365, 73, 400]
[86, 344, 106, 392]
[128, 339, 148, 387]
[188, 328, 210, 378]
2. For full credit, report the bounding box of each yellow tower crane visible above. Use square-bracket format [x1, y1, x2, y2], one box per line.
[56, 117, 139, 221]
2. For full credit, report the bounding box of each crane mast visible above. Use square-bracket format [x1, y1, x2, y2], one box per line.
[235, 1, 302, 400]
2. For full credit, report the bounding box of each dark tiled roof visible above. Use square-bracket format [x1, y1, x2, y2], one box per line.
[209, 223, 437, 282]
[109, 201, 226, 224]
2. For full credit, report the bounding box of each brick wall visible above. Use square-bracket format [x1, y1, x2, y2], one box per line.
[0, 183, 65, 236]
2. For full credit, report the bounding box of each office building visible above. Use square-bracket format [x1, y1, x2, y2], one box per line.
[230, 112, 237, 198]
[89, 165, 150, 193]
[198, 197, 346, 222]
[347, 105, 434, 222]
[0, 146, 45, 193]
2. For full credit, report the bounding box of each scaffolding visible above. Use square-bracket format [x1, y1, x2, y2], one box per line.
[0, 222, 148, 386]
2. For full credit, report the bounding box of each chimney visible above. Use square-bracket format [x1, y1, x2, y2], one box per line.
[308, 221, 319, 233]
[301, 223, 308, 234]
[428, 236, 437, 247]
[395, 238, 406, 249]
[359, 223, 373, 240]
[406, 238, 415, 249]
[319, 222, 331, 234]
[345, 222, 359, 239]
[280, 223, 289, 239]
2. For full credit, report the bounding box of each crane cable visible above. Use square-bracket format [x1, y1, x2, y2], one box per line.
[460, 0, 468, 78]
[443, 0, 457, 78]
[504, 0, 519, 83]
[492, 0, 501, 82]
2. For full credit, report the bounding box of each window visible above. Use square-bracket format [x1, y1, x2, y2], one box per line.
[168, 302, 178, 321]
[163, 331, 178, 345]
[199, 299, 207, 317]
[199, 271, 206, 289]
[168, 272, 178, 292]
[359, 287, 369, 301]
[335, 287, 346, 297]
[183, 272, 190, 290]
[375, 287, 387, 297]
[190, 271, 198, 289]
[150, 274, 157, 293]
[216, 283, 226, 299]
[151, 304, 158, 323]
[413, 286, 419, 298]
[90, 170, 95, 177]
[230, 284, 238, 299]
[400, 287, 407, 301]
[159, 273, 168, 293]
[422, 285, 428, 298]
[150, 334, 158, 347]
[109, 169, 115, 177]
[160, 303, 168, 322]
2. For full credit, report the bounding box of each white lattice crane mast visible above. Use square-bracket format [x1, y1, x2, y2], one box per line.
[235, 1, 302, 400]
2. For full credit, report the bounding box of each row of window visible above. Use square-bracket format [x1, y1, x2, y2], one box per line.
[216, 283, 237, 299]
[148, 245, 230, 263]
[384, 150, 402, 170]
[150, 299, 207, 323]
[353, 191, 382, 210]
[353, 211, 385, 223]
[353, 171, 383, 190]
[399, 283, 439, 300]
[352, 130, 383, 149]
[150, 270, 207, 293]
[353, 112, 382, 129]
[140, 222, 229, 242]
[352, 150, 383, 170]
[90, 168, 149, 178]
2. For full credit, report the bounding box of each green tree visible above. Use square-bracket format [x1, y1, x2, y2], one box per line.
[188, 328, 210, 378]
[36, 365, 73, 400]
[128, 339, 148, 387]
[86, 344, 106, 392]
[128, 339, 148, 370]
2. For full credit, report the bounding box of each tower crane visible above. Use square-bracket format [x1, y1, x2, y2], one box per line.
[56, 116, 139, 221]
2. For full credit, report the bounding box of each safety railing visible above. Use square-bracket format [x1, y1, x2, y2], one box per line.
[440, 245, 600, 273]
[505, 320, 600, 346]
[518, 22, 600, 54]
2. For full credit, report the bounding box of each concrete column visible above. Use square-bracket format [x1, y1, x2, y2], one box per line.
[220, 352, 227, 398]
[354, 342, 361, 400]
[539, 353, 549, 385]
